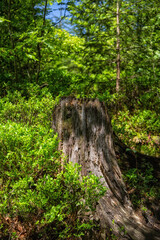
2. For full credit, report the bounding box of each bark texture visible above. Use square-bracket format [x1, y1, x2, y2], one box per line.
[52, 98, 160, 240]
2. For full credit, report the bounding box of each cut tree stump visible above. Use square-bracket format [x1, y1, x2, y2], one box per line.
[52, 98, 160, 240]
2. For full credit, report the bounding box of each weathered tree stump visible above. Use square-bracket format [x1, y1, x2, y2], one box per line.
[52, 98, 160, 240]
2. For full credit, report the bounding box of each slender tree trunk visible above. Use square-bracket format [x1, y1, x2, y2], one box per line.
[43, 0, 48, 27]
[8, 0, 18, 82]
[53, 98, 160, 240]
[36, 0, 48, 83]
[116, 0, 120, 92]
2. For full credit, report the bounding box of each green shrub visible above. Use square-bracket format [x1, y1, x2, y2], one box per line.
[0, 90, 106, 239]
[123, 163, 159, 207]
[0, 121, 106, 238]
[0, 86, 58, 128]
[112, 109, 160, 156]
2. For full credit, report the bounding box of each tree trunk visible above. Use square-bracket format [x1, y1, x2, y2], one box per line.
[8, 0, 18, 82]
[52, 98, 160, 240]
[36, 0, 48, 83]
[116, 0, 120, 93]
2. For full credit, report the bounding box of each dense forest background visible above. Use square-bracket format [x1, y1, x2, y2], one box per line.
[0, 0, 160, 239]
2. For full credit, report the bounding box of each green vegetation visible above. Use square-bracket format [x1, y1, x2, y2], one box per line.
[112, 109, 160, 157]
[0, 88, 106, 239]
[123, 163, 160, 207]
[0, 0, 160, 238]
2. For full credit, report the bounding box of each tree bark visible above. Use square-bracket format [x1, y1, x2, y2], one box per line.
[52, 98, 160, 240]
[116, 0, 120, 92]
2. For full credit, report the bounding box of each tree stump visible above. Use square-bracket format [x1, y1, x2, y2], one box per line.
[52, 98, 160, 240]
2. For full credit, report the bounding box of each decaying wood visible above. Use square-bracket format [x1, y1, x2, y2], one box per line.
[52, 98, 160, 240]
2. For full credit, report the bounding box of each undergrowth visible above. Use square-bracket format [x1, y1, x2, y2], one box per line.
[123, 163, 160, 208]
[0, 86, 106, 239]
[112, 109, 160, 157]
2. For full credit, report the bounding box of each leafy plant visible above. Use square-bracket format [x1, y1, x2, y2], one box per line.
[123, 163, 159, 207]
[112, 109, 160, 157]
[0, 89, 106, 239]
